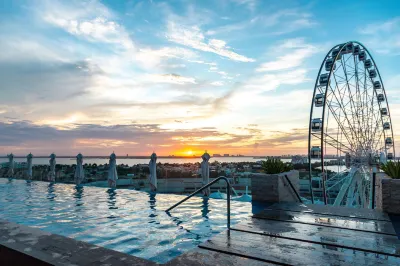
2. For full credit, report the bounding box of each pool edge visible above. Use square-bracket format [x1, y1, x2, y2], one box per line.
[0, 219, 157, 266]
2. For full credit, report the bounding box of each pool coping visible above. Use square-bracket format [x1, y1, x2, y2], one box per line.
[0, 219, 157, 265]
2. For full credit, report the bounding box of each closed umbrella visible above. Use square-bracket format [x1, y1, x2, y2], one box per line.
[7, 153, 14, 177]
[149, 152, 157, 191]
[48, 153, 56, 182]
[74, 153, 85, 185]
[27, 153, 33, 180]
[108, 152, 118, 188]
[201, 152, 211, 196]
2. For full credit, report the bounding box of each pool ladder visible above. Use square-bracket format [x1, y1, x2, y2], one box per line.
[165, 176, 231, 230]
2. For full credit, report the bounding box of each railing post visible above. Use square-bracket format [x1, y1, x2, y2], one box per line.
[227, 183, 230, 230]
[371, 172, 376, 209]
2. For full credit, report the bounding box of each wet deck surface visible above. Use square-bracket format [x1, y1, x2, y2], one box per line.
[3, 202, 400, 265]
[196, 202, 400, 266]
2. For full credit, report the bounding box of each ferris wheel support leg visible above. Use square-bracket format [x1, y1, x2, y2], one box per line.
[369, 172, 376, 209]
[346, 177, 358, 207]
[334, 175, 352, 206]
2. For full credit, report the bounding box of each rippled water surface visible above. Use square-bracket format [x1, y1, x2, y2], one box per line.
[0, 179, 252, 263]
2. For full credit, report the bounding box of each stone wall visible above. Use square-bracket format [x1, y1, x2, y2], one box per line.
[375, 173, 400, 214]
[251, 170, 300, 203]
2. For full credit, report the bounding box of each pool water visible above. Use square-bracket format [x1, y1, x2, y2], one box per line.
[0, 179, 252, 263]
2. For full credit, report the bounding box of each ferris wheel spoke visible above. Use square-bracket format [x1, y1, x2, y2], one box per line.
[325, 87, 356, 149]
[329, 76, 358, 147]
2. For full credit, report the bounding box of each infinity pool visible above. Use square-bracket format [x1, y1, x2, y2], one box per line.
[0, 179, 252, 263]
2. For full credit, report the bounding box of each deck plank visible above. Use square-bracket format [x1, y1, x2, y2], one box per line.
[253, 209, 396, 235]
[166, 248, 276, 266]
[199, 230, 400, 266]
[233, 218, 400, 257]
[265, 202, 391, 221]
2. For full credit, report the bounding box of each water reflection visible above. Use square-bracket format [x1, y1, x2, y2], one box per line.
[74, 186, 84, 207]
[107, 188, 118, 210]
[148, 193, 158, 220]
[46, 183, 56, 201]
[201, 197, 210, 218]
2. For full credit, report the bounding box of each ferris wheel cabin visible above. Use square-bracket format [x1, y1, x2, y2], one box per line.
[311, 118, 322, 132]
[314, 93, 325, 107]
[369, 69, 377, 78]
[353, 45, 360, 55]
[364, 59, 372, 68]
[386, 137, 393, 146]
[388, 153, 394, 160]
[383, 122, 391, 130]
[358, 51, 366, 61]
[319, 73, 329, 86]
[325, 58, 335, 71]
[381, 108, 388, 115]
[377, 94, 385, 102]
[374, 81, 381, 90]
[310, 146, 321, 158]
[345, 42, 354, 53]
[331, 48, 339, 59]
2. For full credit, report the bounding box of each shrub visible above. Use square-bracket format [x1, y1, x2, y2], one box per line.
[262, 158, 293, 174]
[381, 161, 400, 179]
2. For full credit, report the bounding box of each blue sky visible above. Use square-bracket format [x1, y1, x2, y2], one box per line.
[0, 0, 400, 156]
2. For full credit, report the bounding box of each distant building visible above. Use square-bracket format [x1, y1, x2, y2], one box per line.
[291, 155, 308, 165]
[223, 154, 229, 157]
[213, 154, 221, 157]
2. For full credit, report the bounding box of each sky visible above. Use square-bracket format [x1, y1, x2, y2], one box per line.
[0, 0, 400, 157]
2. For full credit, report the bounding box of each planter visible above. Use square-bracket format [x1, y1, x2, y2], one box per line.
[376, 173, 400, 214]
[251, 170, 300, 203]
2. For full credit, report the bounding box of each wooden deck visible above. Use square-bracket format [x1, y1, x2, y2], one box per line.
[194, 202, 400, 266]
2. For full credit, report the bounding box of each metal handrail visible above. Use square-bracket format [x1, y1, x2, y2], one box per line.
[165, 176, 231, 230]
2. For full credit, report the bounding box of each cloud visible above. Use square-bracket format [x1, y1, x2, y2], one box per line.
[0, 121, 257, 155]
[243, 69, 309, 93]
[207, 8, 315, 37]
[40, 0, 133, 50]
[359, 17, 400, 35]
[166, 22, 255, 62]
[358, 17, 400, 54]
[45, 16, 134, 50]
[232, 0, 258, 11]
[0, 60, 99, 106]
[149, 74, 197, 85]
[257, 38, 318, 72]
[211, 81, 224, 86]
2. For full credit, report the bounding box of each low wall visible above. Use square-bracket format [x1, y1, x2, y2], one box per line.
[251, 170, 300, 203]
[375, 173, 400, 214]
[0, 219, 155, 266]
[85, 177, 240, 194]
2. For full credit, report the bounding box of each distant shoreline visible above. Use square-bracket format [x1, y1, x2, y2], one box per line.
[0, 155, 269, 159]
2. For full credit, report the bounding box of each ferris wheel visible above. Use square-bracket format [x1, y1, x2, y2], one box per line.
[308, 41, 395, 207]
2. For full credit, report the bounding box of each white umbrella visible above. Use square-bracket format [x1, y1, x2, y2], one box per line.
[48, 153, 56, 182]
[74, 153, 85, 185]
[27, 153, 33, 180]
[108, 152, 118, 188]
[7, 153, 14, 177]
[149, 152, 157, 191]
[380, 152, 387, 165]
[201, 152, 211, 196]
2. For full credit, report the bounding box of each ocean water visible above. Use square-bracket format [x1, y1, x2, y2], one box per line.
[0, 179, 252, 263]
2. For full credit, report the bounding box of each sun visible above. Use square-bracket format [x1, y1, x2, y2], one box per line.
[186, 150, 193, 156]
